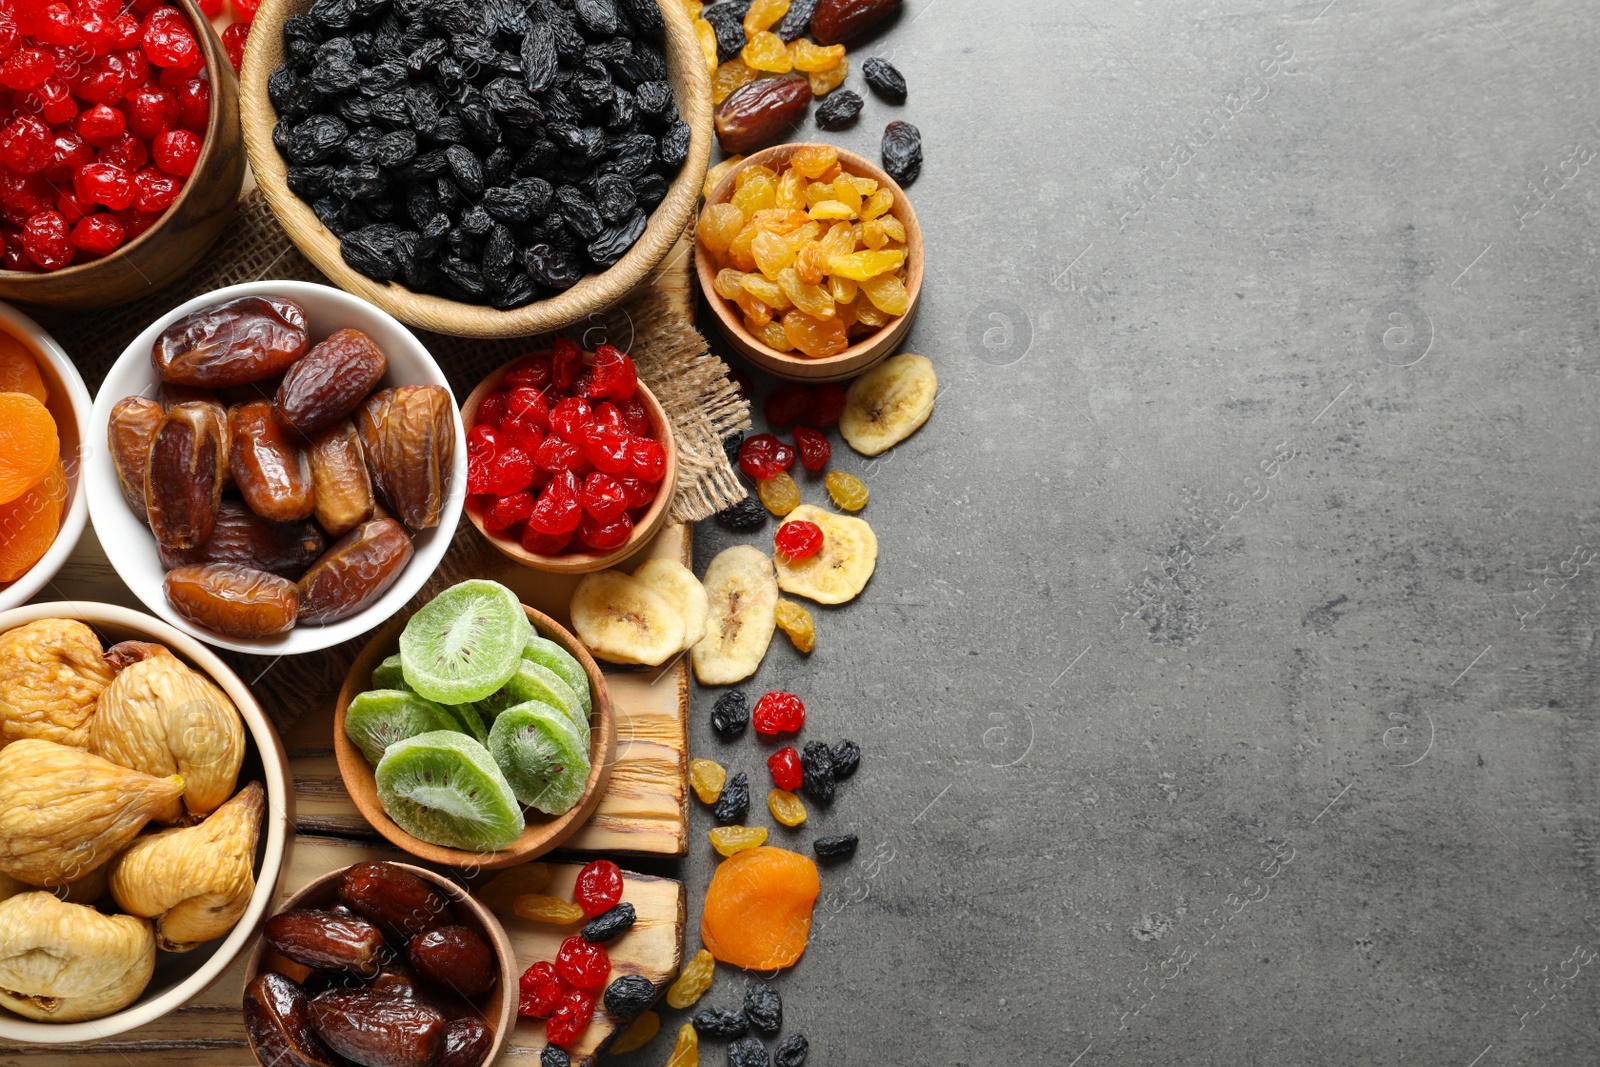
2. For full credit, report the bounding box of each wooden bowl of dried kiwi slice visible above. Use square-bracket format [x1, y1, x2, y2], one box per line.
[332, 580, 614, 868]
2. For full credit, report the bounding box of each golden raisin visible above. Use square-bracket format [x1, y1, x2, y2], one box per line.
[774, 599, 815, 653]
[829, 274, 858, 304]
[740, 272, 789, 310]
[751, 317, 796, 351]
[734, 290, 773, 328]
[714, 268, 747, 301]
[611, 1010, 661, 1054]
[691, 758, 728, 805]
[825, 471, 869, 511]
[790, 144, 838, 179]
[511, 894, 585, 925]
[710, 825, 769, 857]
[666, 948, 716, 1009]
[694, 18, 718, 70]
[877, 215, 906, 243]
[860, 271, 911, 315]
[808, 200, 856, 221]
[735, 163, 777, 189]
[768, 788, 808, 827]
[834, 296, 860, 328]
[809, 58, 849, 96]
[831, 175, 864, 214]
[820, 219, 857, 258]
[726, 223, 760, 273]
[665, 1022, 699, 1067]
[777, 267, 835, 319]
[861, 187, 894, 221]
[789, 39, 845, 72]
[829, 249, 905, 281]
[711, 57, 758, 105]
[856, 301, 890, 328]
[775, 166, 806, 211]
[757, 470, 800, 515]
[731, 171, 778, 215]
[683, 0, 702, 18]
[751, 228, 797, 278]
[794, 241, 828, 285]
[743, 0, 790, 34]
[861, 217, 889, 249]
[698, 202, 745, 254]
[741, 30, 792, 73]
[703, 154, 746, 198]
[782, 309, 850, 358]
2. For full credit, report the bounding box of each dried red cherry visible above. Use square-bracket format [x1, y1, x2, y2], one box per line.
[518, 961, 568, 1019]
[774, 519, 824, 561]
[767, 746, 803, 791]
[753, 691, 805, 735]
[738, 433, 796, 480]
[791, 426, 831, 471]
[544, 987, 593, 1048]
[573, 860, 623, 917]
[554, 935, 610, 990]
[588, 344, 637, 400]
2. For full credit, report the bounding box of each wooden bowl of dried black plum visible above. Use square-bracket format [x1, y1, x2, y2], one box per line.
[238, 0, 713, 339]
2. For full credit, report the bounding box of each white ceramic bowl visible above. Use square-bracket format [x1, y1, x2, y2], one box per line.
[0, 601, 291, 1044]
[0, 301, 91, 611]
[87, 280, 468, 654]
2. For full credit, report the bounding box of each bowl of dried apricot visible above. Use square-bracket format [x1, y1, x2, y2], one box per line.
[85, 280, 468, 655]
[0, 302, 92, 611]
[694, 142, 922, 382]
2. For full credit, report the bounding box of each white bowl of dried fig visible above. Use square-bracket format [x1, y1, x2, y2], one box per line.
[85, 280, 469, 655]
[0, 601, 291, 1043]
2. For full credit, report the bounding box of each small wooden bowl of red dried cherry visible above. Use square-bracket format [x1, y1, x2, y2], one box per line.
[461, 339, 677, 575]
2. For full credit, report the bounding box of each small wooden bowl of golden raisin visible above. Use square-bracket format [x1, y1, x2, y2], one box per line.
[694, 144, 923, 383]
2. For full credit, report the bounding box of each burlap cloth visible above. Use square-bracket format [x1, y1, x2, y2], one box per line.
[34, 191, 751, 728]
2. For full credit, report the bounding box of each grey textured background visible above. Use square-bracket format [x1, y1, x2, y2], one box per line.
[652, 0, 1600, 1064]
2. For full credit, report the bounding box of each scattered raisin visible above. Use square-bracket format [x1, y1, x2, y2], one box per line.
[729, 1035, 771, 1067]
[881, 119, 922, 185]
[581, 902, 636, 944]
[717, 496, 767, 531]
[831, 739, 861, 779]
[800, 741, 836, 804]
[814, 89, 863, 130]
[861, 56, 907, 101]
[666, 948, 716, 1010]
[691, 757, 729, 804]
[776, 0, 820, 40]
[743, 982, 782, 1034]
[711, 690, 751, 738]
[540, 1045, 569, 1067]
[813, 833, 858, 859]
[710, 824, 768, 857]
[775, 1034, 809, 1067]
[712, 771, 751, 825]
[603, 974, 657, 1018]
[692, 1007, 749, 1039]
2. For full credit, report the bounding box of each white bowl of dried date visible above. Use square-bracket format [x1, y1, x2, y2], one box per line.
[86, 280, 468, 655]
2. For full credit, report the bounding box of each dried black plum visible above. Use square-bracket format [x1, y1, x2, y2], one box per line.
[540, 1046, 569, 1067]
[711, 688, 751, 735]
[743, 983, 781, 1035]
[728, 1036, 770, 1067]
[815, 89, 862, 130]
[881, 119, 922, 185]
[862, 57, 906, 101]
[831, 738, 861, 779]
[812, 833, 858, 860]
[712, 771, 749, 825]
[602, 974, 655, 1018]
[588, 209, 646, 267]
[287, 114, 348, 164]
[774, 1034, 809, 1067]
[800, 741, 836, 804]
[580, 901, 636, 943]
[775, 0, 817, 41]
[692, 1008, 749, 1039]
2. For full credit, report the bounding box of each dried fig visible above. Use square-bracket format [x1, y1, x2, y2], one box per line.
[245, 971, 345, 1067]
[153, 296, 311, 388]
[91, 641, 245, 817]
[108, 396, 162, 523]
[0, 618, 114, 749]
[230, 401, 316, 523]
[265, 908, 385, 976]
[276, 329, 389, 437]
[164, 563, 300, 639]
[357, 385, 456, 531]
[0, 892, 155, 1022]
[158, 499, 328, 580]
[307, 420, 375, 537]
[147, 401, 228, 551]
[309, 988, 446, 1067]
[297, 518, 414, 625]
[0, 739, 186, 886]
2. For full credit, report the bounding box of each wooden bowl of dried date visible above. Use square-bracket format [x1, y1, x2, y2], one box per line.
[238, 0, 713, 339]
[0, 0, 245, 309]
[695, 143, 923, 383]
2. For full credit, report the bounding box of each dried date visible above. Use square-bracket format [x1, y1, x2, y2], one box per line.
[158, 499, 327, 580]
[407, 925, 495, 998]
[338, 862, 452, 940]
[297, 518, 413, 624]
[715, 75, 812, 154]
[108, 396, 162, 522]
[356, 385, 455, 531]
[307, 420, 376, 537]
[438, 1017, 493, 1067]
[146, 401, 228, 551]
[230, 401, 317, 523]
[810, 0, 902, 44]
[265, 909, 385, 976]
[153, 297, 311, 388]
[164, 563, 300, 638]
[275, 329, 389, 437]
[308, 989, 445, 1067]
[243, 972, 344, 1067]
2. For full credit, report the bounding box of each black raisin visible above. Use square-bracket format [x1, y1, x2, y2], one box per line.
[284, 13, 325, 45]
[594, 172, 635, 223]
[460, 100, 502, 145]
[616, 0, 663, 38]
[483, 224, 518, 282]
[286, 164, 334, 197]
[484, 145, 515, 185]
[712, 771, 749, 825]
[800, 741, 835, 804]
[373, 129, 418, 168]
[359, 60, 408, 96]
[460, 206, 494, 237]
[341, 125, 384, 164]
[491, 277, 538, 308]
[336, 94, 376, 125]
[310, 0, 356, 31]
[729, 1035, 770, 1067]
[394, 148, 448, 179]
[407, 36, 448, 74]
[607, 132, 655, 177]
[331, 163, 388, 200]
[268, 65, 299, 110]
[700, 2, 749, 64]
[711, 689, 750, 736]
[554, 184, 604, 239]
[312, 39, 360, 93]
[341, 228, 399, 280]
[445, 143, 485, 197]
[812, 833, 858, 860]
[429, 114, 470, 146]
[574, 0, 618, 36]
[635, 80, 672, 117]
[486, 76, 545, 126]
[482, 180, 545, 222]
[607, 87, 637, 130]
[525, 243, 584, 289]
[369, 91, 410, 125]
[814, 89, 862, 130]
[714, 495, 765, 532]
[774, 1034, 808, 1067]
[862, 57, 906, 102]
[830, 739, 860, 779]
[439, 255, 489, 296]
[775, 0, 817, 41]
[580, 901, 636, 943]
[743, 983, 781, 1034]
[721, 431, 744, 466]
[658, 118, 690, 168]
[286, 114, 348, 164]
[540, 1046, 569, 1067]
[691, 1007, 749, 1039]
[587, 208, 646, 267]
[602, 974, 656, 1018]
[635, 171, 668, 208]
[881, 119, 922, 185]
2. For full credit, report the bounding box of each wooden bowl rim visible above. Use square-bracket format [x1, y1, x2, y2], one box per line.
[0, 0, 234, 285]
[694, 143, 925, 369]
[238, 0, 713, 339]
[241, 861, 517, 1067]
[459, 352, 679, 574]
[332, 603, 615, 868]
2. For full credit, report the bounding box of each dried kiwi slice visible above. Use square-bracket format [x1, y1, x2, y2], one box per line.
[344, 689, 459, 766]
[371, 653, 408, 691]
[476, 660, 587, 736]
[441, 701, 489, 745]
[374, 730, 525, 852]
[487, 702, 592, 816]
[522, 636, 593, 717]
[399, 580, 532, 704]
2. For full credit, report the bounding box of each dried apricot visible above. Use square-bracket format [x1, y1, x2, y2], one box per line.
[665, 1022, 699, 1067]
[512, 894, 586, 925]
[690, 758, 727, 804]
[809, 58, 849, 96]
[0, 393, 58, 505]
[825, 471, 869, 510]
[757, 471, 800, 516]
[0, 335, 45, 403]
[767, 788, 807, 827]
[710, 825, 768, 857]
[0, 459, 63, 582]
[666, 948, 715, 1009]
[773, 599, 814, 652]
[700, 846, 820, 970]
[712, 58, 759, 106]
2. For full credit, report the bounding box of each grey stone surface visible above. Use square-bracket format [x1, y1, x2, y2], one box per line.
[628, 0, 1600, 1064]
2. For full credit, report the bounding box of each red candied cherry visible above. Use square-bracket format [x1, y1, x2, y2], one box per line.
[533, 434, 584, 475]
[738, 433, 796, 480]
[579, 471, 627, 522]
[503, 352, 552, 390]
[113, 206, 159, 240]
[506, 385, 549, 428]
[1, 235, 33, 271]
[583, 425, 630, 475]
[521, 524, 573, 555]
[0, 115, 52, 174]
[517, 961, 568, 1019]
[151, 127, 199, 176]
[232, 0, 260, 23]
[141, 9, 198, 69]
[626, 436, 665, 483]
[157, 54, 204, 86]
[197, 0, 223, 15]
[752, 691, 805, 735]
[69, 212, 124, 256]
[527, 472, 583, 535]
[77, 103, 127, 146]
[43, 133, 90, 184]
[545, 987, 594, 1049]
[551, 336, 584, 392]
[590, 401, 623, 433]
[0, 174, 54, 227]
[573, 860, 623, 916]
[577, 510, 633, 551]
[221, 22, 247, 72]
[25, 78, 78, 125]
[484, 490, 533, 533]
[0, 48, 56, 90]
[125, 83, 178, 140]
[75, 162, 135, 210]
[614, 394, 648, 436]
[616, 476, 655, 511]
[478, 445, 534, 496]
[548, 396, 590, 443]
[132, 165, 179, 213]
[0, 18, 17, 62]
[774, 519, 824, 561]
[763, 383, 814, 427]
[568, 368, 593, 398]
[115, 46, 151, 85]
[55, 189, 92, 224]
[74, 60, 127, 106]
[588, 343, 637, 400]
[21, 210, 71, 270]
[767, 746, 803, 790]
[500, 410, 544, 456]
[555, 936, 610, 990]
[33, 3, 79, 47]
[98, 133, 150, 174]
[474, 390, 508, 430]
[109, 12, 143, 50]
[791, 425, 831, 471]
[175, 76, 207, 132]
[466, 422, 499, 459]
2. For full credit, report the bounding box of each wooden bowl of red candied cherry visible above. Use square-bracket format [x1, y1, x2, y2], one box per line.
[461, 339, 677, 575]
